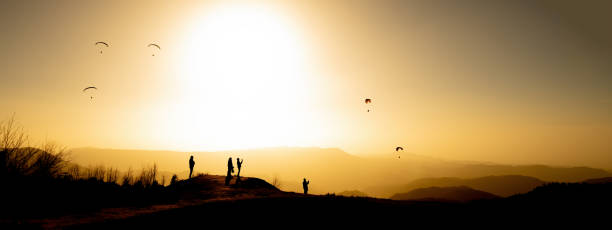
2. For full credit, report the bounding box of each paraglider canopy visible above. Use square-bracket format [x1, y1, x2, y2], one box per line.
[82, 86, 97, 92]
[364, 98, 373, 112]
[148, 43, 161, 49]
[83, 86, 97, 100]
[395, 146, 404, 159]
[95, 41, 109, 54]
[94, 41, 109, 47]
[148, 43, 161, 56]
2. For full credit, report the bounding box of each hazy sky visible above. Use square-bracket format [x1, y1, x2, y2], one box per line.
[1, 0, 610, 168]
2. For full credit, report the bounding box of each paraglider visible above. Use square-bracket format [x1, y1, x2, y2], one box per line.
[395, 146, 403, 159]
[95, 41, 109, 54]
[83, 86, 97, 100]
[148, 43, 161, 56]
[364, 98, 372, 112]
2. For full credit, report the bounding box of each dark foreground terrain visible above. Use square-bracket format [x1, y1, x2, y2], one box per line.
[2, 175, 611, 229]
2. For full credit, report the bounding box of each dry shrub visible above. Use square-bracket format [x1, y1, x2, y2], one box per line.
[68, 165, 80, 180]
[136, 164, 158, 188]
[87, 165, 106, 181]
[106, 167, 119, 184]
[122, 167, 134, 186]
[271, 174, 282, 189]
[1, 115, 68, 178]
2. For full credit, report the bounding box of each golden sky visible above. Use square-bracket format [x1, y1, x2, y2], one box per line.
[0, 0, 610, 168]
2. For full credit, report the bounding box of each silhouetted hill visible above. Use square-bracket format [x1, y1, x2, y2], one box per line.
[1, 174, 283, 228]
[502, 182, 612, 210]
[377, 175, 545, 198]
[449, 164, 611, 182]
[582, 177, 612, 184]
[390, 186, 500, 202]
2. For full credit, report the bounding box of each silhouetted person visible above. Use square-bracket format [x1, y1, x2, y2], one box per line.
[236, 158, 244, 177]
[225, 157, 234, 186]
[188, 155, 195, 179]
[303, 178, 310, 195]
[225, 170, 232, 186]
[227, 157, 234, 175]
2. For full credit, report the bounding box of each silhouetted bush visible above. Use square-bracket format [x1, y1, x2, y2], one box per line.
[271, 174, 281, 189]
[170, 174, 178, 185]
[1, 116, 68, 179]
[68, 164, 81, 180]
[87, 165, 106, 181]
[106, 167, 119, 184]
[136, 164, 158, 188]
[122, 167, 134, 186]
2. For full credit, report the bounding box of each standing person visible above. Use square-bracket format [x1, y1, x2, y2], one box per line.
[188, 155, 195, 179]
[225, 157, 234, 186]
[227, 157, 234, 175]
[302, 178, 310, 195]
[236, 158, 244, 177]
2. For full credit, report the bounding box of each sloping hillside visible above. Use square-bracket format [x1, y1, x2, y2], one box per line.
[18, 174, 284, 228]
[390, 186, 500, 202]
[582, 177, 612, 184]
[380, 175, 545, 197]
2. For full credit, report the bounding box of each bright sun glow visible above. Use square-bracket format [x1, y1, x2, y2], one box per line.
[169, 3, 313, 150]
